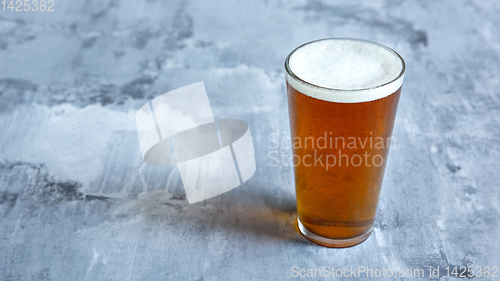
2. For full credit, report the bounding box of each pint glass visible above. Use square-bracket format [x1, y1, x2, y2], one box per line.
[285, 38, 405, 247]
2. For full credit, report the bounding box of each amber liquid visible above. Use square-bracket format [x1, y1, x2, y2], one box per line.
[287, 82, 401, 239]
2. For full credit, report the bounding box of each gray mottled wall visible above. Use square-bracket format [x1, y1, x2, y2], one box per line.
[1, 0, 499, 280]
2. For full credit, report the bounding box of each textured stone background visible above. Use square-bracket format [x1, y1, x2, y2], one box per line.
[1, 0, 499, 280]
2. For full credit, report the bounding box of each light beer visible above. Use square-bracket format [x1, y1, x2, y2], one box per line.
[285, 38, 405, 247]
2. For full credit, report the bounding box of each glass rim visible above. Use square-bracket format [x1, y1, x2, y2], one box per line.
[284, 38, 406, 93]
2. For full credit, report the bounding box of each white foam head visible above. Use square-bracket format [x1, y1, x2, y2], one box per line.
[285, 38, 405, 103]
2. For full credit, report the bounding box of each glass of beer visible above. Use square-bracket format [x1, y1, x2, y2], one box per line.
[285, 38, 405, 247]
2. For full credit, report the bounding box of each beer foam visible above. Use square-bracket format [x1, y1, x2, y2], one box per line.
[286, 39, 405, 103]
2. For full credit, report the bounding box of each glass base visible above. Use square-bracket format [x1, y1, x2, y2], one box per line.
[296, 218, 373, 248]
